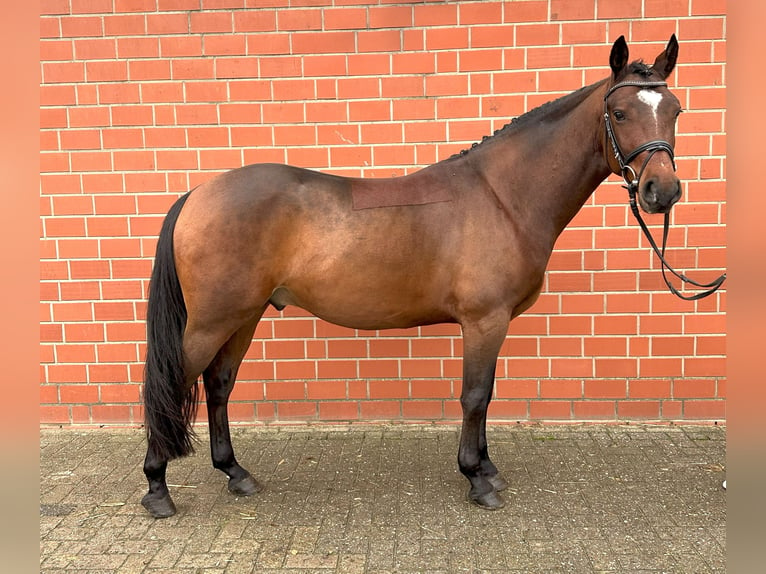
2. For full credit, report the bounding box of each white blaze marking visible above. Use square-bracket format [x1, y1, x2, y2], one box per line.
[637, 89, 663, 122]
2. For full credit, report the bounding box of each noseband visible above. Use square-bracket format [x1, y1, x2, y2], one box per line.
[604, 80, 726, 300]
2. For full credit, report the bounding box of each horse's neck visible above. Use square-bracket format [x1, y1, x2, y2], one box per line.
[471, 84, 612, 243]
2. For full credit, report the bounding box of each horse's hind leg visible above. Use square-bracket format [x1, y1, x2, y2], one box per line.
[142, 325, 239, 518]
[203, 313, 264, 497]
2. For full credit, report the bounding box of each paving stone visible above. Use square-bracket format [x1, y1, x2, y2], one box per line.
[40, 424, 725, 573]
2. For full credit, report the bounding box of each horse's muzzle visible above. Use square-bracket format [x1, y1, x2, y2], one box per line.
[639, 177, 681, 214]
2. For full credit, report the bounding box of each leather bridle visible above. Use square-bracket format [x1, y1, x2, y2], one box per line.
[603, 80, 726, 300]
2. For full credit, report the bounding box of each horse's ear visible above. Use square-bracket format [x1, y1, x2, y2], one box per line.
[609, 36, 629, 78]
[652, 34, 679, 79]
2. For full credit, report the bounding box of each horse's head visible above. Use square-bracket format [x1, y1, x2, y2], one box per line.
[604, 35, 682, 214]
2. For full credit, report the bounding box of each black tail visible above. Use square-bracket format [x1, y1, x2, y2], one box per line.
[143, 192, 197, 461]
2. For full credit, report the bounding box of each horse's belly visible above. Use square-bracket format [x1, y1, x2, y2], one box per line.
[268, 284, 453, 331]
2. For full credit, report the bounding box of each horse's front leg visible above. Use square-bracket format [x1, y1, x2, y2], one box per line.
[458, 312, 510, 509]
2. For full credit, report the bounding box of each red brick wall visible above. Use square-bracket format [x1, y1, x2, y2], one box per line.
[40, 0, 726, 426]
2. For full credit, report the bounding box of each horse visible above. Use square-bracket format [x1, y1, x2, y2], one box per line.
[141, 35, 684, 518]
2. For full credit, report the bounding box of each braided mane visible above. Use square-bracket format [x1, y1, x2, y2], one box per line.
[451, 60, 655, 159]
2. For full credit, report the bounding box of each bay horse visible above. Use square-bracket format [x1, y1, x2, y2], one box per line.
[142, 36, 683, 517]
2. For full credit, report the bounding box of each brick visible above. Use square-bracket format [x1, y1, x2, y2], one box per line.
[683, 400, 725, 420]
[530, 400, 571, 420]
[40, 405, 70, 424]
[128, 59, 171, 81]
[70, 260, 111, 279]
[41, 39, 74, 63]
[146, 13, 188, 35]
[629, 379, 672, 399]
[277, 9, 322, 31]
[410, 379, 451, 399]
[541, 379, 582, 399]
[414, 3, 457, 26]
[504, 0, 548, 23]
[160, 36, 203, 58]
[111, 106, 153, 126]
[61, 15, 104, 37]
[71, 0, 111, 13]
[617, 401, 661, 419]
[640, 358, 683, 377]
[56, 344, 97, 364]
[172, 58, 214, 80]
[674, 379, 716, 399]
[692, 0, 726, 16]
[574, 401, 616, 419]
[426, 27, 469, 51]
[204, 35, 247, 56]
[190, 11, 233, 33]
[402, 400, 442, 419]
[369, 379, 408, 400]
[683, 357, 725, 377]
[43, 61, 85, 84]
[105, 321, 145, 342]
[199, 149, 243, 170]
[436, 96, 479, 119]
[679, 17, 724, 40]
[47, 365, 87, 384]
[369, 6, 412, 28]
[306, 380, 346, 400]
[319, 401, 359, 421]
[92, 404, 132, 422]
[98, 84, 141, 105]
[495, 379, 538, 399]
[459, 49, 503, 72]
[293, 31, 355, 54]
[459, 2, 502, 25]
[551, 0, 596, 20]
[234, 10, 276, 32]
[58, 238, 100, 258]
[361, 400, 401, 420]
[597, 0, 642, 19]
[317, 360, 357, 380]
[516, 23, 560, 46]
[372, 145, 415, 167]
[645, 0, 689, 17]
[585, 379, 627, 399]
[246, 33, 291, 56]
[115, 0, 157, 12]
[324, 7, 367, 30]
[100, 128, 143, 149]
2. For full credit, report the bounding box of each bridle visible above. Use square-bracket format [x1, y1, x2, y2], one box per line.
[603, 80, 726, 300]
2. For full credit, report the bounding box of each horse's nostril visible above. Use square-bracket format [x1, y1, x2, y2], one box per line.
[645, 179, 659, 204]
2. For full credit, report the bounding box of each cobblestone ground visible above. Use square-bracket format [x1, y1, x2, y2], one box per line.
[40, 424, 725, 573]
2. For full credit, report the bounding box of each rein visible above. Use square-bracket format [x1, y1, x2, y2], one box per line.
[603, 80, 726, 300]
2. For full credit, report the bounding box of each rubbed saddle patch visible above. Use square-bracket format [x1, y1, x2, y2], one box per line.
[351, 184, 452, 210]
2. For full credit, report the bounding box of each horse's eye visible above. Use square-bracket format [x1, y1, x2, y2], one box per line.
[613, 110, 626, 122]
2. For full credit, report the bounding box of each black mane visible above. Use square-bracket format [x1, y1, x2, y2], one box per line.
[623, 59, 655, 79]
[452, 59, 655, 159]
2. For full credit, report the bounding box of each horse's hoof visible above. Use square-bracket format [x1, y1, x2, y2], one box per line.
[487, 474, 509, 492]
[141, 492, 177, 518]
[468, 488, 505, 510]
[228, 473, 264, 497]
